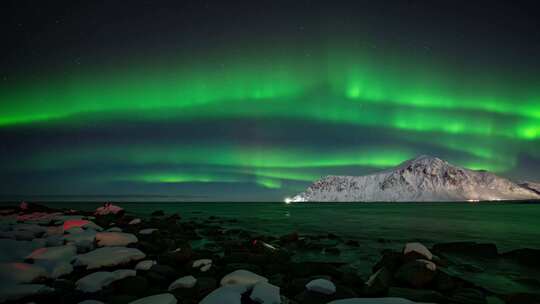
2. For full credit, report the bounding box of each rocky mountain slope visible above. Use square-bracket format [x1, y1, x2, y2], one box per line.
[288, 155, 540, 202]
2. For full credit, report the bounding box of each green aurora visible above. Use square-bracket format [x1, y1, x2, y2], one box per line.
[1, 46, 539, 199]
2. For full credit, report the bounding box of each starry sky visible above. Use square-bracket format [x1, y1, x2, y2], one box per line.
[1, 1, 540, 201]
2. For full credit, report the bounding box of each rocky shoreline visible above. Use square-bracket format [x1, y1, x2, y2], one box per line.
[0, 203, 539, 304]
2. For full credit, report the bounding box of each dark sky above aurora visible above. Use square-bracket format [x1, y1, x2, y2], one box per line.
[1, 1, 540, 201]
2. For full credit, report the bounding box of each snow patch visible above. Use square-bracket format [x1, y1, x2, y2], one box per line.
[168, 275, 197, 290]
[221, 269, 268, 290]
[403, 242, 433, 260]
[305, 278, 336, 295]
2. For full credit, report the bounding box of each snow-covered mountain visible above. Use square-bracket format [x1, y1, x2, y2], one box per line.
[287, 155, 540, 202]
[519, 181, 540, 195]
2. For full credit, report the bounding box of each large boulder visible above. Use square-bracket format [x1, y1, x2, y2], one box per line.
[74, 247, 145, 269]
[250, 281, 281, 304]
[168, 275, 197, 290]
[76, 269, 136, 293]
[501, 248, 540, 269]
[305, 278, 336, 295]
[432, 242, 498, 258]
[200, 285, 244, 304]
[0, 284, 54, 303]
[220, 269, 268, 290]
[327, 298, 417, 304]
[403, 242, 432, 260]
[128, 293, 177, 304]
[95, 203, 124, 216]
[388, 287, 445, 303]
[26, 245, 77, 262]
[0, 262, 47, 284]
[394, 259, 437, 288]
[95, 232, 138, 247]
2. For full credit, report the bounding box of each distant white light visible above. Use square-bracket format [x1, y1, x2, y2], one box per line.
[467, 199, 480, 203]
[284, 197, 292, 204]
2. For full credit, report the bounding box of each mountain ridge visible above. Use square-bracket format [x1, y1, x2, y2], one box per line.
[287, 155, 540, 202]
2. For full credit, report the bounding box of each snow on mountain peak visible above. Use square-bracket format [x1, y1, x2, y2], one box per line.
[288, 155, 540, 202]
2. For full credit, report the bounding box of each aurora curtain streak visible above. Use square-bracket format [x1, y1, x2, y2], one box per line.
[1, 46, 539, 200]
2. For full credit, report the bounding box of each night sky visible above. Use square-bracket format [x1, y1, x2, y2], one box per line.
[1, 1, 540, 201]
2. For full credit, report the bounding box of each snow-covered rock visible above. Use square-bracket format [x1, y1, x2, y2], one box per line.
[45, 235, 64, 247]
[168, 275, 197, 290]
[200, 285, 245, 304]
[220, 269, 268, 289]
[519, 181, 540, 195]
[0, 262, 47, 284]
[66, 227, 85, 234]
[193, 259, 212, 272]
[75, 269, 136, 293]
[64, 229, 97, 252]
[113, 269, 136, 280]
[95, 203, 124, 216]
[95, 232, 137, 247]
[74, 247, 145, 269]
[289, 155, 540, 202]
[0, 239, 42, 262]
[250, 281, 281, 304]
[34, 260, 74, 278]
[76, 271, 117, 293]
[327, 298, 417, 304]
[128, 293, 177, 304]
[129, 218, 142, 225]
[305, 278, 336, 295]
[26, 245, 76, 262]
[403, 242, 432, 260]
[0, 284, 54, 303]
[135, 260, 156, 271]
[139, 228, 158, 235]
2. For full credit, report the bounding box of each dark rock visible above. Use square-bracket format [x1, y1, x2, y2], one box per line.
[148, 264, 178, 280]
[107, 294, 139, 304]
[432, 242, 498, 258]
[137, 240, 167, 254]
[289, 262, 344, 278]
[394, 260, 437, 288]
[433, 270, 457, 292]
[345, 240, 359, 247]
[114, 276, 148, 296]
[161, 244, 193, 265]
[502, 248, 540, 269]
[504, 293, 540, 304]
[52, 279, 75, 291]
[325, 247, 341, 255]
[151, 210, 165, 216]
[388, 287, 446, 303]
[280, 232, 299, 243]
[373, 251, 403, 273]
[143, 271, 169, 286]
[294, 290, 334, 304]
[196, 276, 218, 298]
[340, 270, 364, 287]
[363, 266, 392, 296]
[223, 263, 263, 275]
[448, 288, 486, 304]
[327, 233, 339, 240]
[457, 263, 484, 273]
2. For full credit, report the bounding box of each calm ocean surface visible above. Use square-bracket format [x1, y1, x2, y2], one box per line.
[25, 201, 540, 249]
[3, 201, 540, 276]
